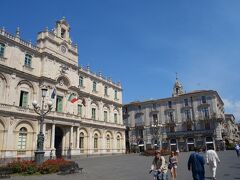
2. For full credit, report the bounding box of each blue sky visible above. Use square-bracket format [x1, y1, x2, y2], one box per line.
[2, 0, 240, 121]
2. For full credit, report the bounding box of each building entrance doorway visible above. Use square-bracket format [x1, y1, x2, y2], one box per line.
[206, 137, 214, 150]
[170, 139, 177, 151]
[55, 127, 63, 158]
[187, 138, 195, 151]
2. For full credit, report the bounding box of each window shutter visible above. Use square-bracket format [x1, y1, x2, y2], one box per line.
[57, 97, 63, 112]
[22, 92, 28, 107]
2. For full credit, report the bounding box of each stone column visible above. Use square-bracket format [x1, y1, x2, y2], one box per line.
[70, 126, 73, 148]
[110, 105, 114, 123]
[122, 131, 126, 154]
[88, 128, 93, 154]
[98, 101, 103, 121]
[76, 126, 80, 149]
[119, 107, 123, 124]
[85, 98, 91, 119]
[51, 124, 55, 149]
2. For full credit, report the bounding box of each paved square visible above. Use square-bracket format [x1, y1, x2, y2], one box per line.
[11, 150, 240, 180]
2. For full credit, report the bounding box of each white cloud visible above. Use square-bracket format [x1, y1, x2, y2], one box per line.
[223, 98, 240, 122]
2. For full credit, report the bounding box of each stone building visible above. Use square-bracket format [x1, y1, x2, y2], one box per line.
[123, 78, 225, 152]
[0, 18, 125, 159]
[222, 114, 240, 144]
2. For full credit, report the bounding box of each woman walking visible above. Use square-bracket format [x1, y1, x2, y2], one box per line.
[169, 151, 178, 180]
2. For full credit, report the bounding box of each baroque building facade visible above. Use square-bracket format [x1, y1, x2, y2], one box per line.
[123, 78, 226, 152]
[0, 18, 125, 159]
[222, 114, 240, 145]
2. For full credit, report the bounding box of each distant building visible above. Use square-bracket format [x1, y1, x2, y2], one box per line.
[223, 114, 240, 144]
[123, 78, 225, 152]
[0, 18, 125, 159]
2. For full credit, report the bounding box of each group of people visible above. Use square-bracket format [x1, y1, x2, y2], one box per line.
[150, 150, 177, 180]
[150, 146, 220, 180]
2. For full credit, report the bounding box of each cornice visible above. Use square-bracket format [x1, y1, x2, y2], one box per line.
[0, 63, 40, 82]
[0, 34, 41, 56]
[79, 68, 122, 91]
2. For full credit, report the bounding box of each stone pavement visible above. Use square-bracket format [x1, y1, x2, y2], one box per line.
[11, 150, 240, 180]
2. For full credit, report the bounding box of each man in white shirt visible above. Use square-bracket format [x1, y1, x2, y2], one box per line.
[206, 146, 220, 180]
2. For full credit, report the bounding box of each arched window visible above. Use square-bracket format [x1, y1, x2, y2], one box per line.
[79, 132, 84, 149]
[106, 135, 110, 152]
[117, 135, 121, 151]
[94, 133, 98, 152]
[18, 127, 27, 150]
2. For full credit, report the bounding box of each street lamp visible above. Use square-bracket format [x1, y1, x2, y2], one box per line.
[32, 88, 53, 164]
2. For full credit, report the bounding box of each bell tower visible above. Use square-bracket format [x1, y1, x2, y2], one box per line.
[172, 73, 184, 97]
[55, 17, 71, 43]
[37, 17, 78, 66]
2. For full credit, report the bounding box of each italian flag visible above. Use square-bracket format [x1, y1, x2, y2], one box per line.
[68, 93, 78, 103]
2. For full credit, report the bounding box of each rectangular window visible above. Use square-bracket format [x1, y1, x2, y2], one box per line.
[114, 113, 118, 123]
[114, 90, 118, 99]
[153, 114, 158, 122]
[104, 111, 108, 121]
[185, 110, 191, 119]
[92, 108, 96, 120]
[168, 101, 172, 108]
[93, 81, 97, 92]
[168, 112, 174, 121]
[56, 96, 63, 112]
[201, 96, 206, 104]
[0, 43, 5, 58]
[104, 86, 108, 96]
[19, 91, 28, 107]
[184, 99, 188, 106]
[79, 76, 84, 87]
[24, 54, 32, 67]
[78, 104, 82, 116]
[202, 107, 209, 118]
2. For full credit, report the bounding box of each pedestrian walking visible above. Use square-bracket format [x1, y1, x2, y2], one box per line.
[235, 143, 240, 158]
[188, 147, 205, 180]
[150, 150, 168, 180]
[206, 145, 220, 180]
[169, 151, 178, 180]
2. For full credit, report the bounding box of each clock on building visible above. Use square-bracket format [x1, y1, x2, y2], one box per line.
[60, 45, 67, 53]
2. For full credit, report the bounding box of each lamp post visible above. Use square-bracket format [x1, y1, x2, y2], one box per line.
[32, 88, 53, 164]
[151, 118, 163, 150]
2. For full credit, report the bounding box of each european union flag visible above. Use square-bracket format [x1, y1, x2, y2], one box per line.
[51, 88, 56, 99]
